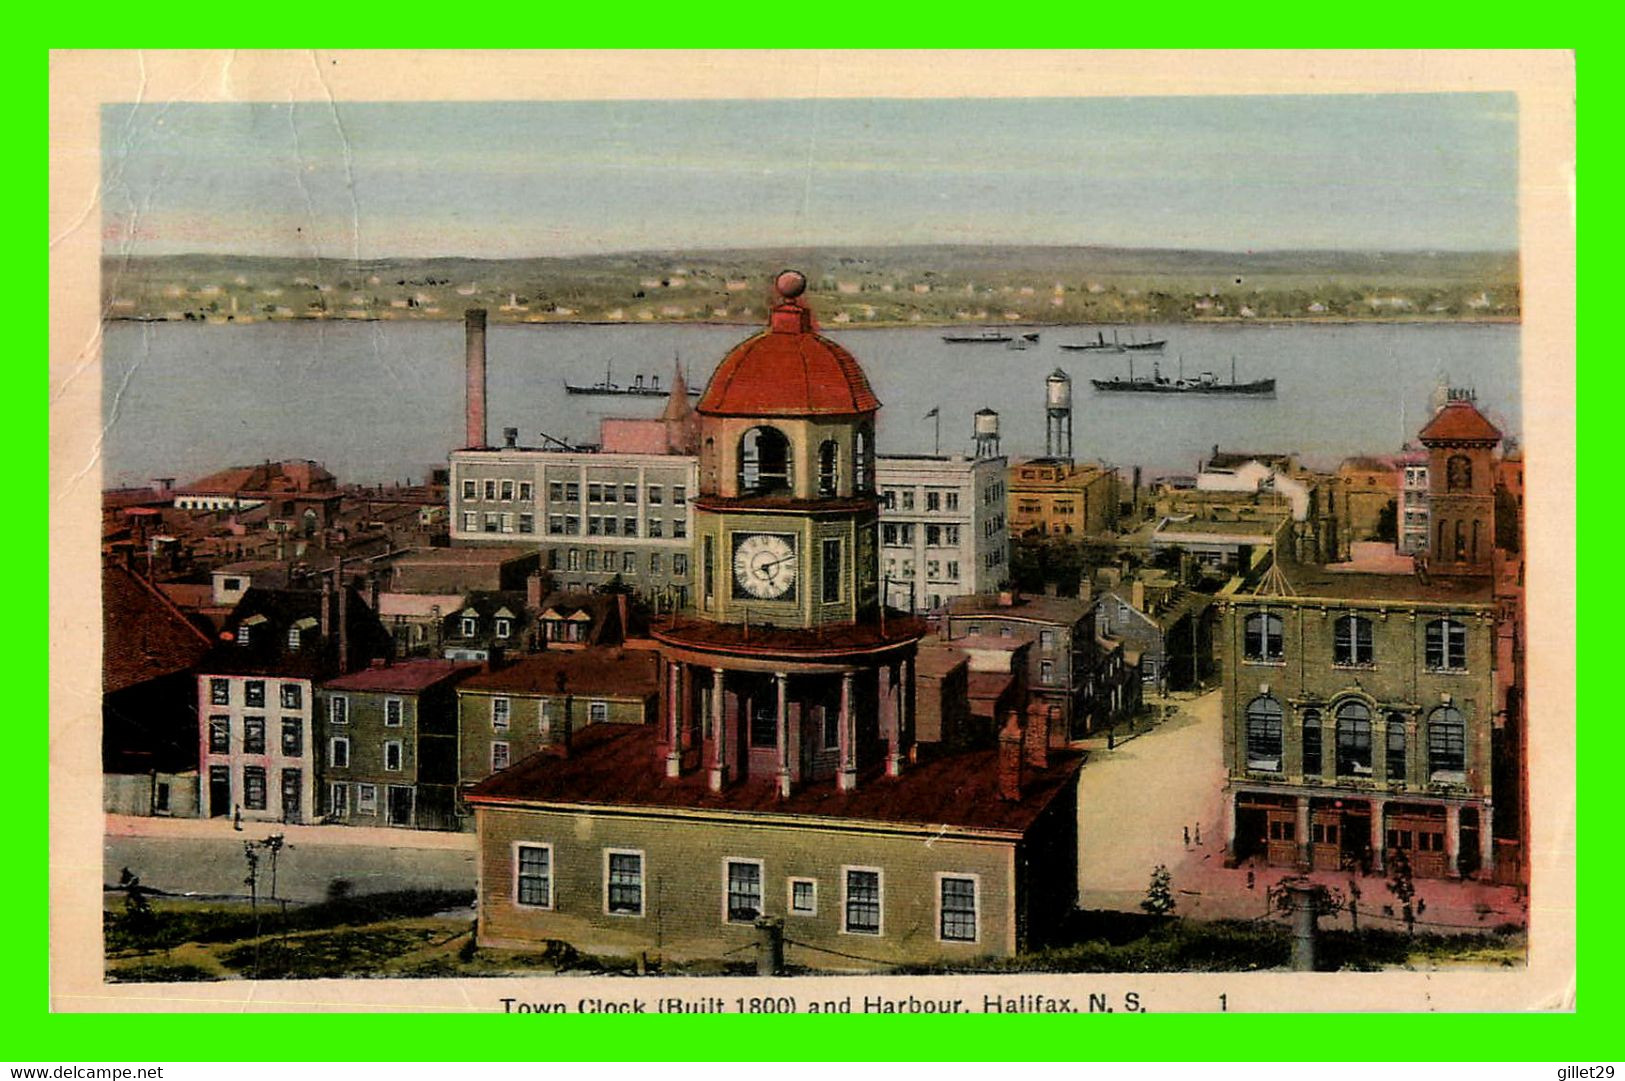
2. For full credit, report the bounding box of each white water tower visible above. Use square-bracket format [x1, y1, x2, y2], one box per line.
[973, 408, 1001, 459]
[1045, 368, 1073, 462]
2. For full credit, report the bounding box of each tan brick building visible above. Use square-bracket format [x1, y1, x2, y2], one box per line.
[1007, 458, 1119, 539]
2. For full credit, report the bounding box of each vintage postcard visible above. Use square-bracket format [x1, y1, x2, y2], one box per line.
[48, 49, 1576, 1014]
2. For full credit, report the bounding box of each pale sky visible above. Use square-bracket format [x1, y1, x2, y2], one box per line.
[101, 95, 1518, 258]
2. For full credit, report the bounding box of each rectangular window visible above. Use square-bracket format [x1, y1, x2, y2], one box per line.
[483, 513, 500, 534]
[280, 718, 303, 756]
[462, 479, 477, 500]
[1039, 629, 1056, 651]
[900, 490, 915, 510]
[461, 615, 478, 636]
[549, 482, 564, 503]
[517, 844, 552, 908]
[585, 550, 599, 571]
[549, 514, 565, 535]
[356, 783, 377, 814]
[500, 480, 515, 501]
[823, 538, 842, 603]
[647, 485, 663, 504]
[844, 868, 882, 935]
[384, 740, 402, 772]
[483, 480, 497, 501]
[726, 860, 764, 923]
[564, 514, 579, 535]
[565, 482, 580, 502]
[329, 696, 348, 725]
[589, 700, 609, 724]
[492, 697, 511, 731]
[926, 491, 941, 512]
[789, 878, 817, 916]
[926, 525, 942, 547]
[623, 484, 637, 504]
[622, 550, 636, 573]
[703, 536, 715, 601]
[943, 524, 960, 545]
[492, 741, 510, 771]
[243, 767, 267, 810]
[1039, 660, 1055, 684]
[210, 678, 230, 705]
[649, 552, 663, 574]
[945, 491, 959, 511]
[567, 549, 581, 571]
[519, 481, 534, 502]
[329, 783, 349, 817]
[154, 782, 171, 813]
[648, 518, 663, 538]
[623, 518, 638, 538]
[208, 716, 230, 753]
[243, 717, 266, 754]
[329, 737, 349, 769]
[673, 519, 687, 539]
[939, 876, 978, 943]
[462, 512, 478, 532]
[385, 698, 403, 727]
[606, 850, 644, 916]
[600, 517, 616, 537]
[244, 680, 265, 707]
[673, 485, 687, 505]
[280, 683, 302, 709]
[674, 554, 688, 577]
[518, 513, 535, 534]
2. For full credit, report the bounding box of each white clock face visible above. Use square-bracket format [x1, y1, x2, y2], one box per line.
[732, 533, 798, 601]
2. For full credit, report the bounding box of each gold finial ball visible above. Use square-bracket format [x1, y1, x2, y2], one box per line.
[775, 269, 807, 299]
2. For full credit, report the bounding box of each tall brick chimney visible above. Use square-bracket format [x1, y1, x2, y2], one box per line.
[335, 557, 350, 674]
[1023, 702, 1053, 769]
[465, 309, 488, 449]
[997, 711, 1025, 802]
[526, 571, 545, 613]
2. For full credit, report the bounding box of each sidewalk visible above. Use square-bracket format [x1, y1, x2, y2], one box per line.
[106, 813, 477, 851]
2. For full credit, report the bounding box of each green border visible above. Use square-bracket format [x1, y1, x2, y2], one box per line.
[38, 36, 1597, 1062]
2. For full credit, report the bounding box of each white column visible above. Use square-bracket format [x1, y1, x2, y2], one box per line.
[666, 661, 682, 778]
[775, 672, 791, 798]
[1445, 803, 1462, 877]
[837, 671, 857, 792]
[1369, 798, 1386, 874]
[884, 663, 903, 778]
[708, 667, 726, 792]
[1478, 800, 1496, 877]
[1222, 789, 1237, 860]
[1295, 795, 1312, 870]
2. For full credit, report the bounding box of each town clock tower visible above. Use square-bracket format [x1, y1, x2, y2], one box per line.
[652, 272, 925, 796]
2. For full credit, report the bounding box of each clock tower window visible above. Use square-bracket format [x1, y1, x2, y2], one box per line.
[739, 426, 793, 495]
[818, 441, 840, 497]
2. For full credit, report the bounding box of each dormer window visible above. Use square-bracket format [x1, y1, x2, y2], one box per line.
[460, 611, 479, 637]
[495, 617, 512, 639]
[236, 613, 268, 647]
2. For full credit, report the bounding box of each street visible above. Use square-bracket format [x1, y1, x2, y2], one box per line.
[104, 815, 477, 903]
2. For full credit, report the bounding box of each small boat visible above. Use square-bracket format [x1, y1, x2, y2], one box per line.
[941, 329, 1014, 344]
[1060, 330, 1127, 353]
[1121, 333, 1167, 352]
[1091, 357, 1275, 396]
[565, 362, 701, 397]
[1005, 333, 1041, 351]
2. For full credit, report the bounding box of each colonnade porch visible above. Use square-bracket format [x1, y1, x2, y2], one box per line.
[1224, 787, 1495, 880]
[655, 653, 915, 796]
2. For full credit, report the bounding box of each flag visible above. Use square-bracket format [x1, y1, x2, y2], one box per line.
[923, 407, 939, 419]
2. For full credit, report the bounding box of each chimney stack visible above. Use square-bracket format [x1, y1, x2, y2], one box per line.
[1022, 703, 1053, 769]
[465, 308, 488, 449]
[503, 426, 519, 448]
[335, 558, 350, 674]
[1131, 579, 1146, 613]
[526, 570, 545, 613]
[997, 711, 1025, 801]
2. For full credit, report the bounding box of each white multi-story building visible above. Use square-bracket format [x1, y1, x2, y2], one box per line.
[876, 453, 1009, 614]
[449, 447, 698, 607]
[1397, 450, 1431, 555]
[197, 671, 317, 824]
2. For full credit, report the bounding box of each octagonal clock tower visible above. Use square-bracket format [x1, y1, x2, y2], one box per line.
[651, 272, 924, 796]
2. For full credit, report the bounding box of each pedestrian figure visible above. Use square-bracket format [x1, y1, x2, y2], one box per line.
[1194, 822, 1201, 845]
[1247, 869, 1255, 891]
[1183, 825, 1191, 846]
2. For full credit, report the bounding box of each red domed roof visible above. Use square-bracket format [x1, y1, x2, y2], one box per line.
[697, 298, 881, 418]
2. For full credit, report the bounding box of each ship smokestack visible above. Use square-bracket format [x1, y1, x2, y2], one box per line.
[465, 309, 488, 449]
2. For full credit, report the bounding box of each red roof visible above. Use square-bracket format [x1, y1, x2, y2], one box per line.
[467, 723, 1082, 835]
[322, 659, 481, 694]
[1418, 400, 1502, 445]
[458, 650, 659, 698]
[697, 300, 880, 417]
[103, 564, 214, 694]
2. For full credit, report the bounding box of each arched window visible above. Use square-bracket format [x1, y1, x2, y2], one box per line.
[1424, 618, 1467, 671]
[1385, 713, 1408, 781]
[1301, 709, 1322, 776]
[1471, 518, 1481, 562]
[738, 426, 792, 495]
[1447, 454, 1472, 492]
[1427, 705, 1466, 778]
[1335, 700, 1372, 777]
[1454, 520, 1467, 561]
[1436, 517, 1448, 555]
[854, 424, 873, 493]
[1243, 612, 1284, 661]
[818, 440, 839, 497]
[1244, 696, 1283, 772]
[702, 437, 718, 490]
[1333, 614, 1373, 666]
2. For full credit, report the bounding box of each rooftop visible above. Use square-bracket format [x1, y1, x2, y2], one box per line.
[697, 287, 881, 418]
[1418, 398, 1502, 445]
[322, 659, 481, 694]
[467, 724, 1082, 836]
[103, 564, 214, 694]
[458, 649, 659, 698]
[651, 615, 928, 659]
[946, 592, 1091, 626]
[390, 547, 536, 566]
[1245, 555, 1495, 605]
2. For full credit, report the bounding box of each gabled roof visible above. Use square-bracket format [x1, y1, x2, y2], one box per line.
[457, 649, 658, 698]
[102, 563, 214, 694]
[322, 659, 481, 695]
[1418, 399, 1502, 445]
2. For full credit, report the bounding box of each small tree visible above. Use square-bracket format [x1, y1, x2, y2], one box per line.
[1386, 848, 1417, 934]
[1141, 864, 1176, 918]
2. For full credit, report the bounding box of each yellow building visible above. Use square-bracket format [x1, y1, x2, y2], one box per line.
[1007, 458, 1119, 539]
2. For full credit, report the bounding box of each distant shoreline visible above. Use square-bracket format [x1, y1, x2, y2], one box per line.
[104, 314, 1522, 329]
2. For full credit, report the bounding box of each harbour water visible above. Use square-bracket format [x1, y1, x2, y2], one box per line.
[99, 320, 1521, 487]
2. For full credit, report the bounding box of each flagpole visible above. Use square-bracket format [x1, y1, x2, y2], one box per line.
[934, 411, 941, 457]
